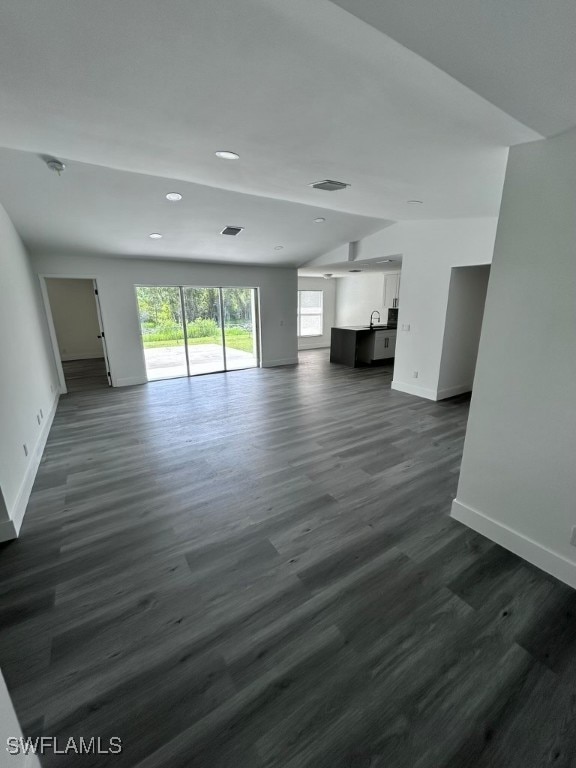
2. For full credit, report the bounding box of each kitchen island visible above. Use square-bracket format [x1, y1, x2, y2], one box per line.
[330, 326, 397, 367]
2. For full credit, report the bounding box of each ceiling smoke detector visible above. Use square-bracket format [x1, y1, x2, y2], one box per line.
[220, 226, 244, 236]
[309, 180, 350, 192]
[45, 158, 66, 175]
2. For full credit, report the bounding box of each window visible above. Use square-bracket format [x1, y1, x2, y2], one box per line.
[298, 290, 323, 337]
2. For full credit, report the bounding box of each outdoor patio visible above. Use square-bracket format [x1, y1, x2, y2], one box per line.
[143, 343, 257, 379]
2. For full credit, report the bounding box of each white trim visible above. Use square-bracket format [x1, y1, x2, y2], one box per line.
[391, 380, 437, 400]
[262, 357, 299, 368]
[0, 391, 59, 542]
[436, 383, 472, 400]
[298, 342, 330, 350]
[115, 376, 147, 387]
[451, 498, 576, 589]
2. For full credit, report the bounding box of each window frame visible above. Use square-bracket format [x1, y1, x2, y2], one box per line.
[297, 289, 324, 338]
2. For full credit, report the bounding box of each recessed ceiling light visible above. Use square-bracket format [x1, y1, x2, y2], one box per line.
[215, 151, 240, 160]
[407, 200, 423, 205]
[274, 246, 284, 250]
[349, 269, 362, 273]
[314, 217, 326, 223]
[166, 192, 182, 201]
[149, 233, 163, 239]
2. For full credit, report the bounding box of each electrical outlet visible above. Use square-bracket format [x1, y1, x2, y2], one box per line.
[23, 444, 28, 457]
[571, 527, 576, 547]
[413, 371, 419, 379]
[401, 323, 411, 331]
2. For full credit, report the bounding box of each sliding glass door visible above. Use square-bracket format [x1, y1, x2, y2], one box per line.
[136, 286, 259, 381]
[222, 287, 258, 371]
[135, 286, 188, 380]
[182, 287, 225, 376]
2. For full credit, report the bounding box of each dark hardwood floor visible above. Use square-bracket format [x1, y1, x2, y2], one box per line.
[1, 349, 575, 767]
[62, 358, 109, 393]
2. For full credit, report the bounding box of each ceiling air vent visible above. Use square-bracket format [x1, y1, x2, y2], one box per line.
[220, 226, 244, 236]
[309, 179, 350, 192]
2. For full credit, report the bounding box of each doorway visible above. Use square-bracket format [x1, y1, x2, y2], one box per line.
[136, 286, 259, 381]
[43, 278, 111, 393]
[437, 265, 490, 398]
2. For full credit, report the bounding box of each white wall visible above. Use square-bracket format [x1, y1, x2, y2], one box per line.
[452, 128, 576, 588]
[33, 253, 298, 385]
[379, 219, 498, 400]
[45, 278, 103, 360]
[436, 265, 490, 398]
[335, 272, 386, 326]
[0, 205, 59, 540]
[302, 220, 497, 398]
[297, 276, 336, 350]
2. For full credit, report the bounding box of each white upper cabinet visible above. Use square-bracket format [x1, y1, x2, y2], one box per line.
[383, 272, 401, 309]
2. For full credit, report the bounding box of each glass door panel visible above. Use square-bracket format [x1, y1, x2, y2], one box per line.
[221, 288, 258, 371]
[136, 286, 188, 380]
[182, 287, 225, 376]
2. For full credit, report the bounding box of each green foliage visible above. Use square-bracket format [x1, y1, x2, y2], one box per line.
[186, 318, 219, 338]
[137, 287, 255, 353]
[142, 325, 183, 343]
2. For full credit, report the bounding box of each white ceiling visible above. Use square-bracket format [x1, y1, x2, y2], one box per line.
[330, 0, 576, 138]
[300, 256, 403, 278]
[0, 148, 387, 265]
[0, 0, 554, 265]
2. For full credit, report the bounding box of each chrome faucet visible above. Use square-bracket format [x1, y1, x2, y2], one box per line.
[369, 310, 381, 328]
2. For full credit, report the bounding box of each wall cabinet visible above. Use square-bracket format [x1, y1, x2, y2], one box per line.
[384, 272, 401, 309]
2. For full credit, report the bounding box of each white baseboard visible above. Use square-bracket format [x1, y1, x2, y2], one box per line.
[115, 376, 147, 387]
[61, 352, 103, 361]
[262, 358, 299, 368]
[391, 380, 437, 400]
[451, 498, 576, 589]
[0, 391, 59, 542]
[298, 342, 330, 350]
[436, 383, 472, 400]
